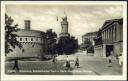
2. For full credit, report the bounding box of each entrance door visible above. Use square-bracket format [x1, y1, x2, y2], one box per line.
[106, 45, 113, 57]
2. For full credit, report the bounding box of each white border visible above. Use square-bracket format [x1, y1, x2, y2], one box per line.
[1, 1, 127, 80]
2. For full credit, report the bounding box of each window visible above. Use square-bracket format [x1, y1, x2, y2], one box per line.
[20, 38, 22, 41]
[32, 45, 34, 48]
[36, 38, 38, 41]
[31, 38, 33, 41]
[22, 49, 25, 53]
[26, 38, 27, 41]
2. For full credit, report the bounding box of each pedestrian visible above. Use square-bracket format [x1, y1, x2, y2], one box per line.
[65, 56, 70, 70]
[108, 55, 112, 63]
[52, 56, 57, 65]
[118, 53, 123, 67]
[107, 53, 112, 67]
[75, 56, 79, 68]
[12, 59, 19, 72]
[116, 54, 119, 60]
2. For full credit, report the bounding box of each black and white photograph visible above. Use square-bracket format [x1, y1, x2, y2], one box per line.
[1, 1, 127, 81]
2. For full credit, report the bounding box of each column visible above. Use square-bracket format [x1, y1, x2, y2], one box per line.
[103, 44, 106, 57]
[108, 29, 110, 42]
[112, 27, 113, 42]
[101, 45, 103, 57]
[104, 31, 105, 43]
[106, 29, 108, 43]
[105, 30, 107, 43]
[108, 28, 110, 42]
[116, 23, 120, 41]
[115, 25, 117, 41]
[102, 31, 105, 43]
[102, 31, 104, 41]
[111, 27, 113, 42]
[113, 26, 115, 42]
[109, 27, 111, 42]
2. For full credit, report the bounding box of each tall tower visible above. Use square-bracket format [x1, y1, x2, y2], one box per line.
[24, 20, 31, 30]
[59, 16, 70, 37]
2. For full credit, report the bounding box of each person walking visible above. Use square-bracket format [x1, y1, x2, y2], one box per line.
[12, 59, 19, 72]
[108, 55, 112, 63]
[52, 55, 57, 65]
[65, 56, 70, 70]
[118, 53, 123, 67]
[75, 56, 79, 68]
[107, 52, 112, 67]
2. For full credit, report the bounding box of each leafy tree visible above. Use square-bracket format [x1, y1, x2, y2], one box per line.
[5, 14, 22, 55]
[45, 29, 57, 54]
[57, 36, 78, 55]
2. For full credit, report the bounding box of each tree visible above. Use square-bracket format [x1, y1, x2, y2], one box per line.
[57, 36, 78, 55]
[45, 29, 57, 54]
[5, 14, 22, 55]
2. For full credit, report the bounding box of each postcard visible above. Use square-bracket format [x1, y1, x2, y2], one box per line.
[1, 1, 127, 80]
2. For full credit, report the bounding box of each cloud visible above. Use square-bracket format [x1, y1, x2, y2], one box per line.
[6, 5, 123, 44]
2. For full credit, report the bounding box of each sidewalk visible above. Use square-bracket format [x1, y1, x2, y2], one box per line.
[56, 54, 122, 75]
[5, 52, 122, 75]
[72, 55, 122, 75]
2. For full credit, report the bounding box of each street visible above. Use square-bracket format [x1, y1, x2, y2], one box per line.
[5, 52, 122, 75]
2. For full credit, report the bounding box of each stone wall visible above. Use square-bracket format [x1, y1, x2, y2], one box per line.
[7, 29, 45, 58]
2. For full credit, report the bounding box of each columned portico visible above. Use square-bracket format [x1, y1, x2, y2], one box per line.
[94, 18, 123, 58]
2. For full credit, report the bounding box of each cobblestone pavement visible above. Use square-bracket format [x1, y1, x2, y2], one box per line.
[5, 52, 122, 75]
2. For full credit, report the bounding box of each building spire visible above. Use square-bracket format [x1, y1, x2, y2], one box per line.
[64, 9, 66, 17]
[56, 16, 58, 21]
[64, 8, 67, 17]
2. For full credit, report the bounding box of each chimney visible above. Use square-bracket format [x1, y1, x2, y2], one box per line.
[24, 20, 31, 30]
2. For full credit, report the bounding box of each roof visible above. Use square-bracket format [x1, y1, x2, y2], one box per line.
[13, 29, 45, 38]
[83, 31, 97, 37]
[101, 18, 123, 30]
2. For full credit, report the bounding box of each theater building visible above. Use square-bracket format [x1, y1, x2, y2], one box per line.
[94, 18, 123, 58]
[6, 20, 45, 58]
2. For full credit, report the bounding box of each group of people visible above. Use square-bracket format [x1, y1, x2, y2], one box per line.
[52, 55, 80, 70]
[65, 56, 80, 69]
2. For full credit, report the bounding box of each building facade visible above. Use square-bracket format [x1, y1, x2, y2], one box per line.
[82, 32, 97, 46]
[7, 20, 45, 58]
[94, 18, 123, 58]
[81, 32, 97, 55]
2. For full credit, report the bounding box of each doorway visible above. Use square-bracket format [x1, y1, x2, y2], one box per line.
[106, 45, 113, 57]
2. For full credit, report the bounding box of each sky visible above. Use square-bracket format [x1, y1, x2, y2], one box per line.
[5, 5, 123, 44]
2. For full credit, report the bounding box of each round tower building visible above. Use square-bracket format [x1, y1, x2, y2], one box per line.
[59, 16, 70, 37]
